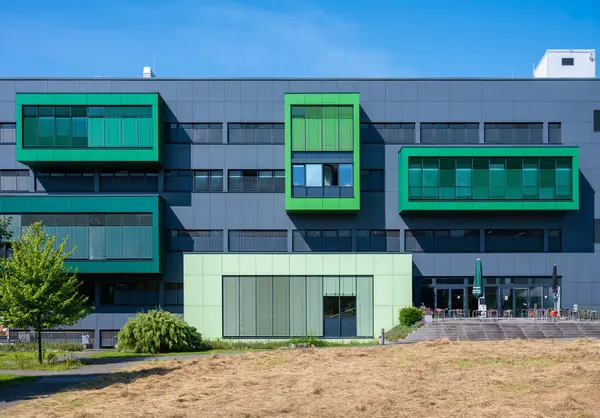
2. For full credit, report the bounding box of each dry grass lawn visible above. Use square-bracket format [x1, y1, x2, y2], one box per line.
[5, 339, 600, 418]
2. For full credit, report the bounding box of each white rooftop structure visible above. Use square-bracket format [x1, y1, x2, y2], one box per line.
[534, 49, 595, 78]
[142, 67, 155, 78]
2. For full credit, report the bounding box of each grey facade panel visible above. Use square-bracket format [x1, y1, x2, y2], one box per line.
[3, 77, 600, 339]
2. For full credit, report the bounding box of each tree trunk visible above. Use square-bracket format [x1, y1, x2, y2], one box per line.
[37, 329, 43, 364]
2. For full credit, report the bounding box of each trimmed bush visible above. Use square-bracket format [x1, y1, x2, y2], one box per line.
[399, 307, 423, 326]
[117, 309, 203, 354]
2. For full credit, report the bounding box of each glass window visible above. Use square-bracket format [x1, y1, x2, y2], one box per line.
[194, 171, 209, 191]
[209, 170, 223, 191]
[292, 165, 305, 186]
[323, 164, 336, 186]
[405, 229, 480, 253]
[549, 229, 562, 252]
[408, 156, 572, 202]
[548, 123, 561, 144]
[338, 164, 353, 187]
[305, 164, 323, 187]
[485, 229, 544, 252]
[227, 170, 283, 192]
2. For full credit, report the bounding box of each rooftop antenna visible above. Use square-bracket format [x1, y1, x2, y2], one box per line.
[152, 52, 156, 75]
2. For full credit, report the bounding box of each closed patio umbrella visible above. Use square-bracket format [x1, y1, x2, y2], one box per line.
[474, 258, 483, 298]
[552, 264, 558, 311]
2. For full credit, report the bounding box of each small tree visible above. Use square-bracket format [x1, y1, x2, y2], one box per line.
[0, 222, 90, 363]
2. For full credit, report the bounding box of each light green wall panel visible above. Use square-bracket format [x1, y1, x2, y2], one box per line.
[323, 276, 339, 296]
[340, 276, 357, 296]
[223, 277, 240, 337]
[273, 276, 290, 336]
[183, 254, 412, 340]
[306, 275, 323, 336]
[239, 277, 256, 337]
[357, 276, 374, 337]
[289, 276, 307, 336]
[256, 276, 273, 337]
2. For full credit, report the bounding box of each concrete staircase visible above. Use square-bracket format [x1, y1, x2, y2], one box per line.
[402, 320, 600, 343]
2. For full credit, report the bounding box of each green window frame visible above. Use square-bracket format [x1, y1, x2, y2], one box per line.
[406, 156, 573, 202]
[21, 106, 153, 149]
[290, 105, 354, 152]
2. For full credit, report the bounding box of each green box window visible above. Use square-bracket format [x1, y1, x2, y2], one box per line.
[17, 93, 163, 166]
[398, 147, 579, 212]
[285, 93, 360, 212]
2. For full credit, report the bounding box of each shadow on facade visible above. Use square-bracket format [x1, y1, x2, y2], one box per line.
[161, 104, 192, 206]
[286, 107, 388, 251]
[401, 172, 595, 254]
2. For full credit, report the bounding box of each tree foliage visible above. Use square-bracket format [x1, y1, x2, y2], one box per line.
[0, 222, 90, 362]
[0, 217, 11, 243]
[117, 309, 203, 354]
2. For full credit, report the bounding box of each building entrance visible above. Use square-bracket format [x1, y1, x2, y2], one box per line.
[414, 277, 560, 317]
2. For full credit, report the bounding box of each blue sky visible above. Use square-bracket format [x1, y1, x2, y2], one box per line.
[0, 0, 598, 78]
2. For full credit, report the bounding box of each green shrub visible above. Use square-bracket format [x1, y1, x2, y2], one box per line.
[117, 309, 203, 354]
[399, 306, 423, 326]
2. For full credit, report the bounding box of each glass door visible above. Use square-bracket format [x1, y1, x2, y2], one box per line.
[515, 288, 529, 317]
[451, 289, 464, 310]
[323, 296, 356, 338]
[530, 286, 543, 310]
[436, 288, 450, 310]
[339, 296, 356, 337]
[500, 287, 513, 316]
[485, 287, 499, 313]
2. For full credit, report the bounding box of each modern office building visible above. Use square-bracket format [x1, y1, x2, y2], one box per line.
[0, 51, 598, 347]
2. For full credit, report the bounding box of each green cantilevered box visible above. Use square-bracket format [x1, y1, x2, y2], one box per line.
[398, 146, 579, 212]
[16, 93, 163, 167]
[0, 196, 163, 274]
[284, 93, 360, 212]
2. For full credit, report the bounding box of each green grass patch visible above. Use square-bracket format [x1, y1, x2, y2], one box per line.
[0, 374, 37, 388]
[85, 351, 154, 360]
[86, 338, 378, 360]
[0, 342, 83, 352]
[385, 323, 421, 342]
[0, 351, 81, 371]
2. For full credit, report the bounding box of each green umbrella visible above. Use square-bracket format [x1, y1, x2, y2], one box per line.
[473, 258, 483, 298]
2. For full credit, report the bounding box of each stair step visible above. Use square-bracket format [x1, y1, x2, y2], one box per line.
[401, 320, 600, 342]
